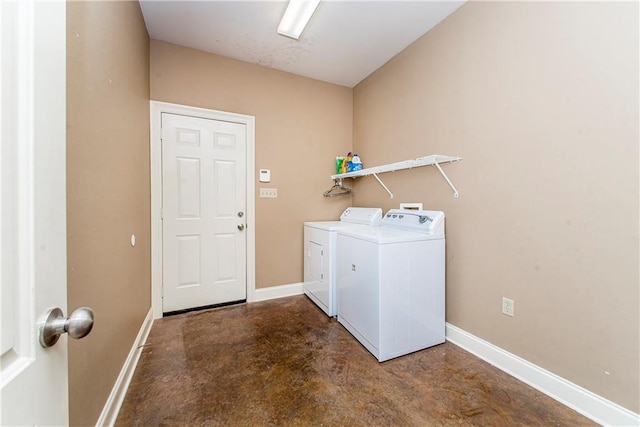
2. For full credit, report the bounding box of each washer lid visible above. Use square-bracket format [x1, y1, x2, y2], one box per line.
[339, 207, 383, 226]
[337, 226, 442, 243]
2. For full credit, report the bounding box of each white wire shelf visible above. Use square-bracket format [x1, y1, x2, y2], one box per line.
[330, 154, 462, 198]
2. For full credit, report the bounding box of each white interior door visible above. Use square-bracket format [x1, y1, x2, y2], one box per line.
[162, 113, 247, 313]
[0, 1, 69, 425]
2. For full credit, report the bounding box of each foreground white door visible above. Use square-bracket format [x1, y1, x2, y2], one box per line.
[162, 113, 247, 313]
[0, 1, 69, 425]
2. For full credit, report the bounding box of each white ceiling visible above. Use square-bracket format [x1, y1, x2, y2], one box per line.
[139, 1, 465, 88]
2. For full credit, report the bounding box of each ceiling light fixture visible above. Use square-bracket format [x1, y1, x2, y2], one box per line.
[277, 0, 321, 40]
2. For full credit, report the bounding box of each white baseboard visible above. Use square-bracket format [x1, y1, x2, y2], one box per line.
[96, 308, 154, 427]
[445, 323, 640, 427]
[253, 282, 304, 302]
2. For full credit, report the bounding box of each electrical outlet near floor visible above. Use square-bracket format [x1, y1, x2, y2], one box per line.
[502, 297, 515, 317]
[259, 188, 277, 198]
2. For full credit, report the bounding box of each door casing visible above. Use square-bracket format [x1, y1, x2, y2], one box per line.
[150, 101, 256, 319]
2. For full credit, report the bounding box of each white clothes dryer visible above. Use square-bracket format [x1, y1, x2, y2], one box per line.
[303, 207, 382, 317]
[337, 209, 446, 361]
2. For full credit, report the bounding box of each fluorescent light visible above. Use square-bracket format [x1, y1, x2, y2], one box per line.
[277, 0, 321, 40]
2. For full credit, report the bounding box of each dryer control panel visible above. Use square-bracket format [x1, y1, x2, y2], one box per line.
[382, 209, 445, 236]
[340, 207, 383, 226]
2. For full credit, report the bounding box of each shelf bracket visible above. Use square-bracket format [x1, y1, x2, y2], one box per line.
[372, 173, 394, 199]
[434, 162, 459, 198]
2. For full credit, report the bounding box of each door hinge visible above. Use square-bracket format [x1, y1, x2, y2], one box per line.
[160, 207, 163, 220]
[321, 274, 324, 280]
[321, 250, 323, 256]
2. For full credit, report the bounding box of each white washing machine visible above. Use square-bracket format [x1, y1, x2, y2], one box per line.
[303, 207, 383, 317]
[337, 209, 445, 362]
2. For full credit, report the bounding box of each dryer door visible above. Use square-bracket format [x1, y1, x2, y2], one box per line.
[306, 240, 323, 285]
[304, 225, 335, 316]
[304, 236, 332, 315]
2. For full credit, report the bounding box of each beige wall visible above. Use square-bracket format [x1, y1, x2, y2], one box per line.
[150, 40, 353, 288]
[66, 1, 150, 425]
[352, 1, 639, 412]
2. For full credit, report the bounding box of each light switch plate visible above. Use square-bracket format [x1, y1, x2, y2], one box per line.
[260, 188, 277, 198]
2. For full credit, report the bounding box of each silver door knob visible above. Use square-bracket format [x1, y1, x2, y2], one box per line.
[237, 224, 245, 231]
[39, 307, 94, 348]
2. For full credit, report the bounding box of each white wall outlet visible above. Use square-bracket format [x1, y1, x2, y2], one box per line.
[259, 188, 277, 198]
[502, 297, 514, 317]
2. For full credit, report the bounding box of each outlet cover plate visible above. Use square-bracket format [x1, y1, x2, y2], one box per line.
[502, 297, 514, 317]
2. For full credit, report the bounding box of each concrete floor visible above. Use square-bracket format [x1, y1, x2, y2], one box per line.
[116, 295, 595, 426]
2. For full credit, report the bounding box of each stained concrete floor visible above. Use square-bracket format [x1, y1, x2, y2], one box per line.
[116, 295, 596, 426]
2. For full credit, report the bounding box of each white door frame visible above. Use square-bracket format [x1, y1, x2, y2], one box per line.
[150, 101, 256, 319]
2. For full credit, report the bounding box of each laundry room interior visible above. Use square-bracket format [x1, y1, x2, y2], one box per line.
[61, 1, 638, 426]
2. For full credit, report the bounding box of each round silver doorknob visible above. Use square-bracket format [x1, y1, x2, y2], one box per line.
[39, 307, 94, 348]
[237, 224, 245, 231]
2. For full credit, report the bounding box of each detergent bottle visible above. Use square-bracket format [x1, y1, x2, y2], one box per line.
[345, 152, 353, 172]
[351, 154, 363, 171]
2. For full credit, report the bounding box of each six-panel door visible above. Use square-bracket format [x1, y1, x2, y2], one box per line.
[162, 113, 247, 312]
